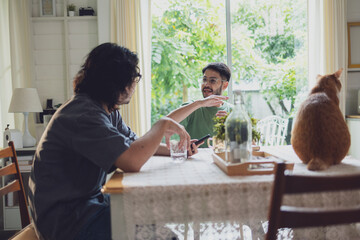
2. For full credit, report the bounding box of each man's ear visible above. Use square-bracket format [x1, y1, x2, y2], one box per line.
[125, 85, 131, 92]
[124, 83, 134, 94]
[222, 81, 229, 91]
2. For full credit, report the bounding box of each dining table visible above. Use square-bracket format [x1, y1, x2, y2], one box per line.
[102, 146, 360, 240]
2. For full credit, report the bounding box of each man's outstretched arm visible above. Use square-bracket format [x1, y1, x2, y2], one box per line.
[167, 95, 228, 122]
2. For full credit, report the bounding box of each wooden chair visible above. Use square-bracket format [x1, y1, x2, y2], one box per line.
[0, 141, 38, 240]
[256, 115, 288, 146]
[266, 162, 360, 240]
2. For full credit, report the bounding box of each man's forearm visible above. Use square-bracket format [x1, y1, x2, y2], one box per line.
[167, 101, 201, 122]
[114, 119, 170, 172]
[155, 143, 170, 156]
[167, 95, 229, 122]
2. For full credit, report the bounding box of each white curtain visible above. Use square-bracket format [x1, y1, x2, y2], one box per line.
[0, 0, 14, 145]
[9, 0, 33, 88]
[0, 0, 36, 146]
[308, 0, 348, 115]
[110, 0, 152, 136]
[9, 0, 36, 134]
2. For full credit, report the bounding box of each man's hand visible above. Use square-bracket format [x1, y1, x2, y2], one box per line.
[199, 95, 229, 108]
[216, 110, 228, 117]
[162, 117, 191, 150]
[116, 117, 190, 172]
[187, 138, 206, 156]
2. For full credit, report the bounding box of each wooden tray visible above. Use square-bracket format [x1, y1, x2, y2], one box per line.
[212, 151, 294, 176]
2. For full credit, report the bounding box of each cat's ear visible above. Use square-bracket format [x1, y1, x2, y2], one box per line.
[334, 68, 343, 78]
[316, 74, 322, 81]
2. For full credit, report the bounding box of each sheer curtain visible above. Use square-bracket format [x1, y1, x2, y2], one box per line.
[110, 0, 152, 136]
[0, 0, 36, 146]
[308, 0, 348, 115]
[8, 0, 36, 134]
[0, 0, 14, 143]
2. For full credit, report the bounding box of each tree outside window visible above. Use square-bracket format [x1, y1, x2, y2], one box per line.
[151, 0, 307, 144]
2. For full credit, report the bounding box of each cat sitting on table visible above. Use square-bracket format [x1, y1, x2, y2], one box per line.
[291, 68, 350, 171]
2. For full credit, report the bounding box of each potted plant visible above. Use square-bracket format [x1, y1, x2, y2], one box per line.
[213, 113, 261, 148]
[68, 4, 76, 17]
[211, 115, 228, 153]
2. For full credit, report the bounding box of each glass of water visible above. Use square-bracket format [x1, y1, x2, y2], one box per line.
[170, 135, 187, 163]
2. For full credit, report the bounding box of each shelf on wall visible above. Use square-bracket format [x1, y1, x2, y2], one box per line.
[32, 16, 97, 21]
[32, 17, 65, 21]
[348, 68, 360, 72]
[66, 16, 97, 20]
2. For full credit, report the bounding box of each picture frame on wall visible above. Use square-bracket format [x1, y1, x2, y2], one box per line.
[40, 0, 56, 17]
[348, 22, 360, 68]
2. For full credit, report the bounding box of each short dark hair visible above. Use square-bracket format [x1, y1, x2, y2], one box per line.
[73, 42, 139, 112]
[202, 62, 231, 82]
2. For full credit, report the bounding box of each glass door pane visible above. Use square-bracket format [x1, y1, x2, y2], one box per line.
[229, 0, 308, 144]
[151, 0, 227, 124]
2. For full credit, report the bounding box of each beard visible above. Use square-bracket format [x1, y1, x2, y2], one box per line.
[202, 84, 223, 98]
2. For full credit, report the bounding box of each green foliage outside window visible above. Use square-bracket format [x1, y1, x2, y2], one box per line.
[151, 0, 307, 126]
[151, 1, 227, 124]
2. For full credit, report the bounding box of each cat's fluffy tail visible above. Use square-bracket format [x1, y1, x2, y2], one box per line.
[307, 158, 330, 171]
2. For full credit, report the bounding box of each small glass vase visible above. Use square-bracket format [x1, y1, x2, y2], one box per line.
[225, 90, 252, 163]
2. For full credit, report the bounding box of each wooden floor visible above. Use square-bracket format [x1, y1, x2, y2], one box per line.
[0, 230, 18, 240]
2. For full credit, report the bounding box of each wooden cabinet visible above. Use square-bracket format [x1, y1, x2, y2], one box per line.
[347, 116, 360, 159]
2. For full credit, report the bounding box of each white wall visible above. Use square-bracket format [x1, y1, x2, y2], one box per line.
[97, 0, 110, 44]
[31, 0, 98, 110]
[347, 0, 360, 115]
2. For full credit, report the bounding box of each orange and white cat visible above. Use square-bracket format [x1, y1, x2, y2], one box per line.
[291, 69, 350, 171]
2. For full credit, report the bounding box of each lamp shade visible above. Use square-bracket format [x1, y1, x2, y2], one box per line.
[8, 88, 43, 113]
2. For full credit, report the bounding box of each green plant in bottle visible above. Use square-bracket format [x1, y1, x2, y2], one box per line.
[225, 90, 252, 163]
[214, 113, 261, 144]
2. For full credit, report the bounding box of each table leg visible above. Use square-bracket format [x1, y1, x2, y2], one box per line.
[110, 194, 135, 240]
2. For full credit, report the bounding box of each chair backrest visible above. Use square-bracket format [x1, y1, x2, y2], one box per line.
[256, 115, 288, 146]
[266, 162, 360, 240]
[0, 141, 31, 228]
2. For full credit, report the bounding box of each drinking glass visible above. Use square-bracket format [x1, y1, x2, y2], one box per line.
[170, 135, 187, 163]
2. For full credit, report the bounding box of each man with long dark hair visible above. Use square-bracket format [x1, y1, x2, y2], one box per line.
[28, 43, 196, 240]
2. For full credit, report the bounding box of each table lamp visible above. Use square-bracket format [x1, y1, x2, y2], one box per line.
[8, 88, 43, 148]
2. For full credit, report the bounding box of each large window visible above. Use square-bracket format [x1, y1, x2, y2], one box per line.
[151, 0, 307, 143]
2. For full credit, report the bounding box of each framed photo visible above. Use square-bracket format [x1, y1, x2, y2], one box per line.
[348, 22, 360, 68]
[40, 0, 56, 17]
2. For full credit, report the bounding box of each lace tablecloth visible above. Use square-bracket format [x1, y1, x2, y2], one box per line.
[105, 147, 360, 240]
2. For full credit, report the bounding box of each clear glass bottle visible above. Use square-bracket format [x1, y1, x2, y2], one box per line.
[225, 90, 252, 163]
